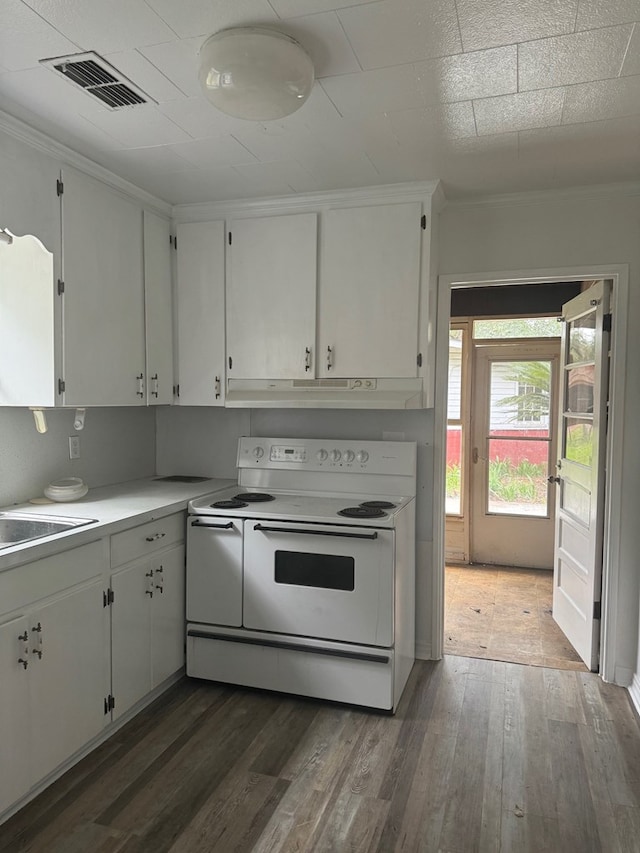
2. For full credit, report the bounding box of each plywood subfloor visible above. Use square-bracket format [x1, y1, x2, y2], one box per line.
[2, 658, 639, 853]
[445, 564, 588, 671]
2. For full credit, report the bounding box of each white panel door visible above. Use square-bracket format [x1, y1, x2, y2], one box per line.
[151, 545, 185, 688]
[29, 581, 108, 783]
[176, 221, 226, 405]
[553, 281, 611, 671]
[111, 561, 152, 718]
[61, 168, 145, 406]
[144, 211, 174, 405]
[0, 615, 30, 815]
[318, 203, 422, 378]
[227, 213, 317, 379]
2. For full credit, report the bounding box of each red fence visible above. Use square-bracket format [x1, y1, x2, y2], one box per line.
[447, 429, 548, 465]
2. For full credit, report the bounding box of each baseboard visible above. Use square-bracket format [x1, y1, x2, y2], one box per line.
[415, 641, 433, 660]
[628, 673, 640, 717]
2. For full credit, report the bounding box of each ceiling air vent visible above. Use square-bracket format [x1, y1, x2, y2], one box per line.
[40, 52, 154, 109]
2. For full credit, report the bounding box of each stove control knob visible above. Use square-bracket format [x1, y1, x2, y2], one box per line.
[356, 450, 369, 464]
[317, 449, 328, 461]
[343, 450, 355, 463]
[330, 449, 342, 462]
[253, 446, 264, 459]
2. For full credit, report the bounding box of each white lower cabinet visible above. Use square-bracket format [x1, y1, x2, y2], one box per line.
[0, 542, 108, 817]
[110, 514, 186, 720]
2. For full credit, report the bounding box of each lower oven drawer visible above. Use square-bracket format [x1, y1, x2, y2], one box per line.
[243, 521, 395, 646]
[187, 625, 395, 711]
[186, 516, 243, 626]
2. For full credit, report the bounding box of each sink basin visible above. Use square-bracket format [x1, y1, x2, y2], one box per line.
[0, 512, 97, 549]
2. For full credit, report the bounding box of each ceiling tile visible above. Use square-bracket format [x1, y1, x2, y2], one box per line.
[337, 0, 462, 69]
[519, 116, 640, 167]
[268, 0, 378, 18]
[144, 0, 277, 39]
[126, 166, 257, 203]
[104, 50, 184, 103]
[562, 75, 640, 124]
[621, 25, 640, 76]
[474, 88, 565, 135]
[158, 97, 245, 138]
[456, 0, 579, 51]
[295, 147, 380, 188]
[519, 25, 633, 91]
[23, 0, 176, 54]
[414, 45, 517, 103]
[0, 0, 78, 71]
[275, 12, 361, 77]
[388, 102, 478, 140]
[139, 38, 202, 97]
[0, 65, 109, 125]
[575, 0, 640, 30]
[231, 159, 318, 194]
[168, 136, 257, 168]
[321, 66, 433, 117]
[81, 104, 192, 147]
[100, 145, 196, 180]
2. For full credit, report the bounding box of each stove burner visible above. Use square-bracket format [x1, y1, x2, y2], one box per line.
[338, 506, 387, 519]
[360, 501, 396, 509]
[211, 499, 248, 509]
[234, 492, 276, 503]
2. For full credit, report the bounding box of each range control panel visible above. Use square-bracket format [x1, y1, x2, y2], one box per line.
[237, 437, 416, 476]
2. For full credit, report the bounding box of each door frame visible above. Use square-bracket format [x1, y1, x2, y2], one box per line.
[433, 265, 629, 684]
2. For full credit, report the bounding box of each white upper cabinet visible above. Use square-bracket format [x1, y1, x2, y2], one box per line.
[318, 203, 423, 378]
[143, 211, 174, 405]
[226, 213, 317, 379]
[176, 221, 226, 406]
[61, 167, 146, 406]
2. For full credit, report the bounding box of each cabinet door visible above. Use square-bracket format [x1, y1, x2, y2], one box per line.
[61, 168, 145, 406]
[29, 580, 108, 784]
[318, 203, 422, 378]
[227, 213, 317, 379]
[0, 615, 30, 815]
[176, 221, 226, 405]
[151, 545, 185, 688]
[111, 561, 152, 719]
[144, 211, 174, 405]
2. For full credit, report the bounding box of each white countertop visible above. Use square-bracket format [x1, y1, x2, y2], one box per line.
[0, 476, 234, 571]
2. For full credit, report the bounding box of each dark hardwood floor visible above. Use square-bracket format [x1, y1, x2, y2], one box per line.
[2, 656, 640, 853]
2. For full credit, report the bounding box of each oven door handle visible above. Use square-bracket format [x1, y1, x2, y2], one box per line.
[190, 519, 235, 529]
[253, 523, 378, 540]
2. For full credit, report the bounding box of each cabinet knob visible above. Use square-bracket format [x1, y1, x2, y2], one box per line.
[154, 584, 164, 594]
[18, 631, 28, 642]
[145, 590, 154, 597]
[18, 658, 28, 670]
[145, 532, 166, 542]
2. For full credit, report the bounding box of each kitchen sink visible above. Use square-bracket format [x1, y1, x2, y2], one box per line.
[0, 512, 97, 549]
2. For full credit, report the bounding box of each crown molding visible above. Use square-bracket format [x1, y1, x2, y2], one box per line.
[445, 179, 640, 211]
[172, 179, 442, 222]
[0, 109, 171, 216]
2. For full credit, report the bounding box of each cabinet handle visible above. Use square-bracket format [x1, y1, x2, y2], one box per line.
[305, 347, 312, 372]
[155, 565, 164, 574]
[145, 532, 166, 542]
[31, 622, 43, 660]
[18, 657, 28, 670]
[155, 584, 164, 594]
[145, 589, 154, 597]
[18, 631, 28, 642]
[145, 570, 154, 577]
[326, 346, 333, 371]
[136, 373, 144, 398]
[215, 376, 221, 400]
[151, 374, 159, 398]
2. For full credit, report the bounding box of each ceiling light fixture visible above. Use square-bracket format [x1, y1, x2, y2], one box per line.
[198, 27, 314, 121]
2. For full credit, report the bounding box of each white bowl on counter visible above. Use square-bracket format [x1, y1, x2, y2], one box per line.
[44, 477, 88, 502]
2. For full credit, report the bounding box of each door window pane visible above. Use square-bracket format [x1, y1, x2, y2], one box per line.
[474, 317, 560, 338]
[448, 329, 463, 420]
[568, 314, 596, 363]
[564, 418, 594, 467]
[566, 364, 594, 414]
[446, 425, 462, 515]
[486, 440, 549, 517]
[489, 361, 551, 437]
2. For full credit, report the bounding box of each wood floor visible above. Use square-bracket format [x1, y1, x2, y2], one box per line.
[445, 565, 587, 671]
[2, 657, 640, 853]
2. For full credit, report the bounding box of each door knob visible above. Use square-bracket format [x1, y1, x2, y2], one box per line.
[548, 476, 560, 484]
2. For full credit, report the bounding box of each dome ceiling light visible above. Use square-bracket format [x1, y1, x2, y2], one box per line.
[198, 27, 314, 121]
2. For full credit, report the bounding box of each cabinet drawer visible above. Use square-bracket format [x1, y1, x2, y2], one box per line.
[111, 512, 184, 567]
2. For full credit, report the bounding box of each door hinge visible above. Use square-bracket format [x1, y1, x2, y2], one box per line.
[593, 601, 601, 620]
[417, 352, 423, 367]
[58, 378, 65, 394]
[173, 384, 180, 397]
[56, 178, 64, 196]
[104, 694, 116, 714]
[228, 231, 232, 245]
[57, 279, 64, 295]
[420, 214, 427, 230]
[103, 588, 114, 607]
[228, 356, 233, 370]
[603, 313, 612, 333]
[170, 234, 177, 249]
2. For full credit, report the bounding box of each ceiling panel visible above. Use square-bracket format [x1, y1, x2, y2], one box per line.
[81, 103, 193, 147]
[474, 89, 565, 135]
[168, 136, 257, 169]
[268, 0, 378, 18]
[0, 0, 78, 71]
[138, 38, 203, 97]
[456, 0, 579, 51]
[575, 0, 640, 29]
[562, 75, 640, 124]
[621, 26, 640, 76]
[144, 0, 277, 39]
[104, 50, 185, 103]
[273, 12, 361, 77]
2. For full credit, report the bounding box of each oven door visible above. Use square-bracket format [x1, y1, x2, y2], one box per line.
[243, 520, 394, 646]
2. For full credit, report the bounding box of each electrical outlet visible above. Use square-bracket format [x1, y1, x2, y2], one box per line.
[68, 436, 81, 460]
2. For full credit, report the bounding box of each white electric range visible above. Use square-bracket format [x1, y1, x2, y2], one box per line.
[186, 436, 417, 712]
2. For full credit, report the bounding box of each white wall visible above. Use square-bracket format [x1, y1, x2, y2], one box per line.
[439, 191, 640, 685]
[0, 407, 156, 506]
